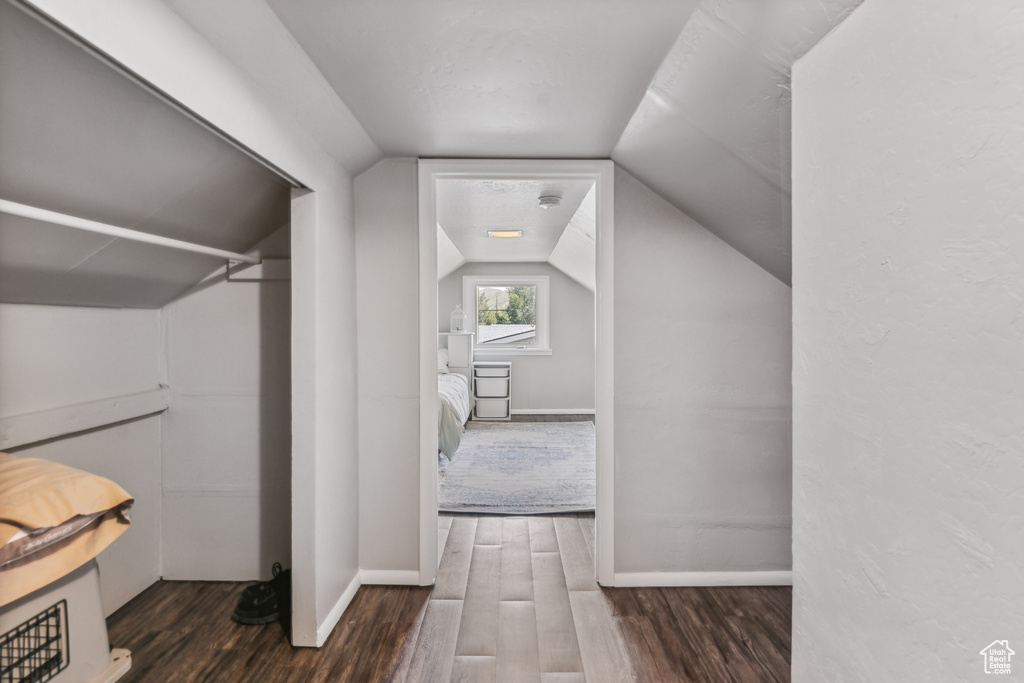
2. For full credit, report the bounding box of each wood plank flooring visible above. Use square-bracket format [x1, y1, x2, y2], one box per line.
[106, 513, 791, 682]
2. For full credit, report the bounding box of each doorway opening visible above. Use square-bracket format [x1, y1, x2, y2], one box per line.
[417, 160, 615, 586]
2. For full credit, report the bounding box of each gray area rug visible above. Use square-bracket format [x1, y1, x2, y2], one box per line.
[439, 421, 595, 514]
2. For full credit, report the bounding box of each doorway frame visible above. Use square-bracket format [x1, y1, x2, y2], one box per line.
[417, 159, 615, 586]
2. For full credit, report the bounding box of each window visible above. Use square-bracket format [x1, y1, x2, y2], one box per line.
[462, 275, 550, 355]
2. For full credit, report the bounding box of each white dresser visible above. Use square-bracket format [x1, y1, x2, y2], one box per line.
[472, 361, 512, 421]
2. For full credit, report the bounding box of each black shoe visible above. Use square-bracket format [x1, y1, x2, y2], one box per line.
[232, 563, 290, 625]
[240, 562, 285, 601]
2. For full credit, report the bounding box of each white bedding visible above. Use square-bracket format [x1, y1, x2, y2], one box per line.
[438, 372, 472, 458]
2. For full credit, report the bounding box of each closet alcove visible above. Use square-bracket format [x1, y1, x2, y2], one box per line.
[0, 0, 293, 622]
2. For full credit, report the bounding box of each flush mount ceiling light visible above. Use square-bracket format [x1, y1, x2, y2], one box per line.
[487, 230, 523, 238]
[538, 195, 561, 209]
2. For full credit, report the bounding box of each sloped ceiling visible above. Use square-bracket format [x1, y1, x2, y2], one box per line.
[436, 179, 592, 263]
[435, 177, 597, 289]
[1, 0, 866, 303]
[547, 184, 597, 292]
[0, 1, 291, 308]
[160, 0, 381, 176]
[255, 0, 863, 284]
[264, 0, 701, 159]
[613, 0, 864, 283]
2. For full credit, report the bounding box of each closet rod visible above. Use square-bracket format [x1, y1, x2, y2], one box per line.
[0, 199, 261, 265]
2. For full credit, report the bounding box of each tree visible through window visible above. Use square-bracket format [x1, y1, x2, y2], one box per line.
[476, 285, 537, 345]
[463, 275, 549, 352]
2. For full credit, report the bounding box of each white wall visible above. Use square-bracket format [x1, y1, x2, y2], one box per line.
[355, 159, 421, 575]
[308, 178, 362, 635]
[0, 304, 162, 615]
[438, 262, 595, 412]
[792, 1, 1024, 679]
[614, 169, 793, 577]
[25, 0, 365, 645]
[356, 163, 792, 580]
[161, 227, 290, 581]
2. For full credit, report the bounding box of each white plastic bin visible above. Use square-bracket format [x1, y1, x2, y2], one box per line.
[0, 560, 131, 682]
[474, 366, 510, 378]
[475, 398, 510, 419]
[475, 377, 509, 398]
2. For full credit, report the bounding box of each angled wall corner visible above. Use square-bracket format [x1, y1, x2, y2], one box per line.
[613, 168, 793, 582]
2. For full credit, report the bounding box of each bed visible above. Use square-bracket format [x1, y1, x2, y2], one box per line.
[438, 350, 473, 459]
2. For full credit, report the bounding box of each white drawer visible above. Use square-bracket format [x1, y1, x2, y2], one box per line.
[475, 377, 509, 398]
[475, 398, 509, 419]
[474, 365, 510, 378]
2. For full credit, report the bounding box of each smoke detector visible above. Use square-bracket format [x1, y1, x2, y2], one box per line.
[538, 195, 561, 209]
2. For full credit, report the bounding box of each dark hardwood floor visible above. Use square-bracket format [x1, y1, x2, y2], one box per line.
[107, 514, 791, 682]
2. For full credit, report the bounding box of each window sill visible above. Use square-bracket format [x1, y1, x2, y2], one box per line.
[474, 347, 552, 357]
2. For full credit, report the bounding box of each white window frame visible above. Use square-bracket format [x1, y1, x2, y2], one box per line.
[463, 275, 550, 355]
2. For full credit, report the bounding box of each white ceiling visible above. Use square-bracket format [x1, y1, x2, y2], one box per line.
[161, 0, 381, 176]
[254, 0, 862, 284]
[1, 0, 867, 308]
[436, 179, 593, 264]
[0, 1, 291, 308]
[548, 184, 597, 292]
[437, 223, 466, 282]
[613, 0, 863, 283]
[265, 0, 700, 159]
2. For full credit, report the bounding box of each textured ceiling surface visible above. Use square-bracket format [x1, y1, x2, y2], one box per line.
[258, 0, 862, 284]
[613, 0, 864, 283]
[436, 178, 593, 263]
[265, 0, 700, 159]
[0, 1, 291, 308]
[547, 184, 597, 291]
[2, 0, 867, 308]
[162, 0, 382, 176]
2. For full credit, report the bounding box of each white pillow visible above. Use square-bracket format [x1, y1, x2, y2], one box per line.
[437, 348, 450, 373]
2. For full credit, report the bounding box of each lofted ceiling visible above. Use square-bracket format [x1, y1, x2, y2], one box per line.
[435, 177, 597, 289]
[613, 0, 864, 283]
[253, 0, 862, 284]
[264, 0, 701, 160]
[0, 1, 291, 308]
[436, 179, 592, 264]
[0, 0, 866, 308]
[548, 184, 597, 292]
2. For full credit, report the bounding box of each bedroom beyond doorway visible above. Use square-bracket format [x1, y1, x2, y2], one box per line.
[439, 416, 596, 515]
[433, 173, 598, 524]
[420, 159, 615, 587]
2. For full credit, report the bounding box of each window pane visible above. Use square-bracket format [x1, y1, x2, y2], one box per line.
[476, 285, 537, 345]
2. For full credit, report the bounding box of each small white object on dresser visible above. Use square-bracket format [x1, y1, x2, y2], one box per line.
[473, 361, 511, 420]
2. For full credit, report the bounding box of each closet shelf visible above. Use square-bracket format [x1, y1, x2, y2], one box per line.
[0, 387, 170, 450]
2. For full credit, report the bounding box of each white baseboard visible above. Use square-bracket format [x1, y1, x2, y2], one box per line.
[510, 408, 595, 415]
[614, 570, 792, 587]
[359, 569, 421, 585]
[316, 572, 362, 646]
